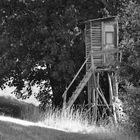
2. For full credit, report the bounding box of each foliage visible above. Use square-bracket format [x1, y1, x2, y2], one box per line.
[117, 0, 140, 135]
[118, 1, 140, 86]
[0, 96, 39, 121]
[119, 87, 140, 135]
[0, 0, 133, 110]
[0, 0, 108, 109]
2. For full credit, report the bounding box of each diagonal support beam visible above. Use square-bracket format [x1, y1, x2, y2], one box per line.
[66, 68, 92, 109]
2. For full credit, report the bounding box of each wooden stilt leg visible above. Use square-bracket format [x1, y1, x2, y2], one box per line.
[92, 91, 97, 122]
[108, 73, 113, 106]
[90, 50, 97, 123]
[88, 74, 94, 109]
[113, 74, 119, 124]
[115, 75, 119, 98]
[88, 80, 92, 109]
[95, 73, 100, 121]
[108, 73, 118, 125]
[63, 93, 67, 109]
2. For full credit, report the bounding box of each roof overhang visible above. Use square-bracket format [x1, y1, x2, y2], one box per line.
[84, 16, 117, 24]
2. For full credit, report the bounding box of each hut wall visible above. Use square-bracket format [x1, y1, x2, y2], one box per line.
[85, 21, 103, 70]
[85, 18, 118, 69]
[91, 21, 103, 67]
[85, 22, 91, 70]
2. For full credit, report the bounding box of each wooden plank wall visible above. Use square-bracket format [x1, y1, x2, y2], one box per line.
[85, 22, 91, 70]
[91, 21, 102, 66]
[85, 21, 103, 109]
[85, 21, 103, 70]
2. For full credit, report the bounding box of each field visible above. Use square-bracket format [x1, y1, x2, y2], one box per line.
[0, 115, 137, 140]
[0, 96, 139, 140]
[0, 106, 139, 140]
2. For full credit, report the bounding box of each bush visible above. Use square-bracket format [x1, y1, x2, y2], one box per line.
[119, 86, 140, 136]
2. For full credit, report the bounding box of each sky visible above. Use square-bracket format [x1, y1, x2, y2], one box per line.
[0, 86, 40, 106]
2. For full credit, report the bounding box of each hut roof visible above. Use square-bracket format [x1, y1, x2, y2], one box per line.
[84, 16, 117, 23]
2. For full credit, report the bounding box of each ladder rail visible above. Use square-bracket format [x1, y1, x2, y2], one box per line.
[62, 52, 91, 98]
[66, 68, 92, 109]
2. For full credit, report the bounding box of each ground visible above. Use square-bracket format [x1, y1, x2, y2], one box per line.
[0, 116, 136, 140]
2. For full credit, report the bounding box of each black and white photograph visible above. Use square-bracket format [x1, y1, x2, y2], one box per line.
[0, 0, 139, 139]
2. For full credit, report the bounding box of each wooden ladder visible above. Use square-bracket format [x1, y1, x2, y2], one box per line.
[66, 67, 92, 109]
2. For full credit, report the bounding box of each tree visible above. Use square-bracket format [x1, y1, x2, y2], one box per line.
[118, 1, 140, 86]
[0, 0, 126, 109]
[0, 0, 104, 109]
[116, 0, 140, 133]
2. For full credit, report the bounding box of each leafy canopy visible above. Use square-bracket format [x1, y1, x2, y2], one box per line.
[119, 1, 140, 86]
[0, 0, 128, 109]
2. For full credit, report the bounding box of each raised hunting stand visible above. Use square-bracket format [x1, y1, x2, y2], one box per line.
[62, 17, 120, 124]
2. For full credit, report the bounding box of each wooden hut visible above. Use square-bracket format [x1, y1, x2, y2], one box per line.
[85, 16, 119, 68]
[63, 17, 119, 124]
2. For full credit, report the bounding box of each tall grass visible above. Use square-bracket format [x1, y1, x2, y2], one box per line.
[0, 101, 136, 140]
[1, 96, 139, 139]
[24, 107, 138, 140]
[38, 107, 91, 132]
[36, 107, 115, 135]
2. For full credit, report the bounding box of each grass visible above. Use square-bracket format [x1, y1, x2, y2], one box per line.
[0, 104, 139, 140]
[38, 107, 91, 133]
[32, 107, 139, 140]
[0, 96, 139, 139]
[0, 96, 40, 122]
